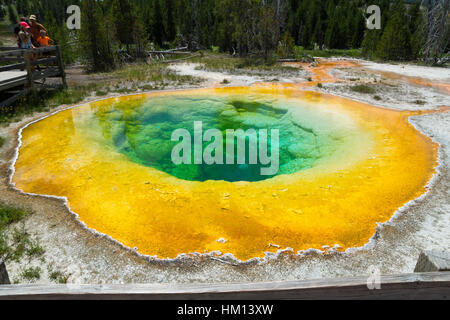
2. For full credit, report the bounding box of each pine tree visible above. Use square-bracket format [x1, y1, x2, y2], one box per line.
[325, 9, 339, 49]
[407, 1, 424, 59]
[152, 0, 164, 47]
[111, 0, 140, 52]
[277, 31, 295, 58]
[198, 0, 215, 49]
[362, 29, 382, 59]
[302, 0, 317, 48]
[0, 4, 5, 21]
[214, 0, 233, 53]
[337, 1, 350, 49]
[376, 0, 411, 60]
[7, 4, 17, 24]
[79, 0, 116, 72]
[351, 8, 366, 48]
[165, 0, 176, 42]
[142, 5, 152, 41]
[257, 4, 279, 61]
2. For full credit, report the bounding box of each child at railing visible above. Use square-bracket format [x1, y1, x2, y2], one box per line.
[37, 30, 54, 48]
[37, 30, 54, 68]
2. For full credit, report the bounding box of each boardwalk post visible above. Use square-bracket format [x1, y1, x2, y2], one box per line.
[23, 50, 35, 93]
[56, 46, 67, 88]
[0, 263, 10, 285]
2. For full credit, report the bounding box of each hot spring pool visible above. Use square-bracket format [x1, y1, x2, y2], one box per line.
[12, 86, 438, 261]
[94, 94, 360, 182]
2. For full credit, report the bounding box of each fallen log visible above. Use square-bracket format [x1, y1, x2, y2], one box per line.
[146, 47, 189, 55]
[147, 53, 201, 65]
[147, 51, 192, 55]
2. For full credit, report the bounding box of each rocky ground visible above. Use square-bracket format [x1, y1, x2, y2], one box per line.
[324, 63, 449, 111]
[167, 62, 310, 87]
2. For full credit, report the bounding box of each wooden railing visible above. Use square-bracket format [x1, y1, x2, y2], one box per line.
[0, 45, 66, 107]
[0, 272, 449, 300]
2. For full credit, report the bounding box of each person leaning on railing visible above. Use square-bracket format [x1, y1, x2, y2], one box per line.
[29, 15, 48, 48]
[29, 15, 54, 69]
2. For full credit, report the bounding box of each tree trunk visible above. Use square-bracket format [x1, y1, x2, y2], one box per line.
[421, 0, 450, 65]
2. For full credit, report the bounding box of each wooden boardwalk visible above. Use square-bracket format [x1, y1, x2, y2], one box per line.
[0, 70, 27, 83]
[0, 46, 66, 107]
[0, 71, 27, 94]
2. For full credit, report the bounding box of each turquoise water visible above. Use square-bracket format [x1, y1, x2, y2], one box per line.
[94, 95, 334, 182]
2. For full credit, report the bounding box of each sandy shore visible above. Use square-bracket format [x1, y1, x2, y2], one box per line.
[0, 59, 448, 284]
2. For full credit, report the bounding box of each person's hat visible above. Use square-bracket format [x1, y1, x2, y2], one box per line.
[19, 21, 30, 29]
[29, 15, 37, 21]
